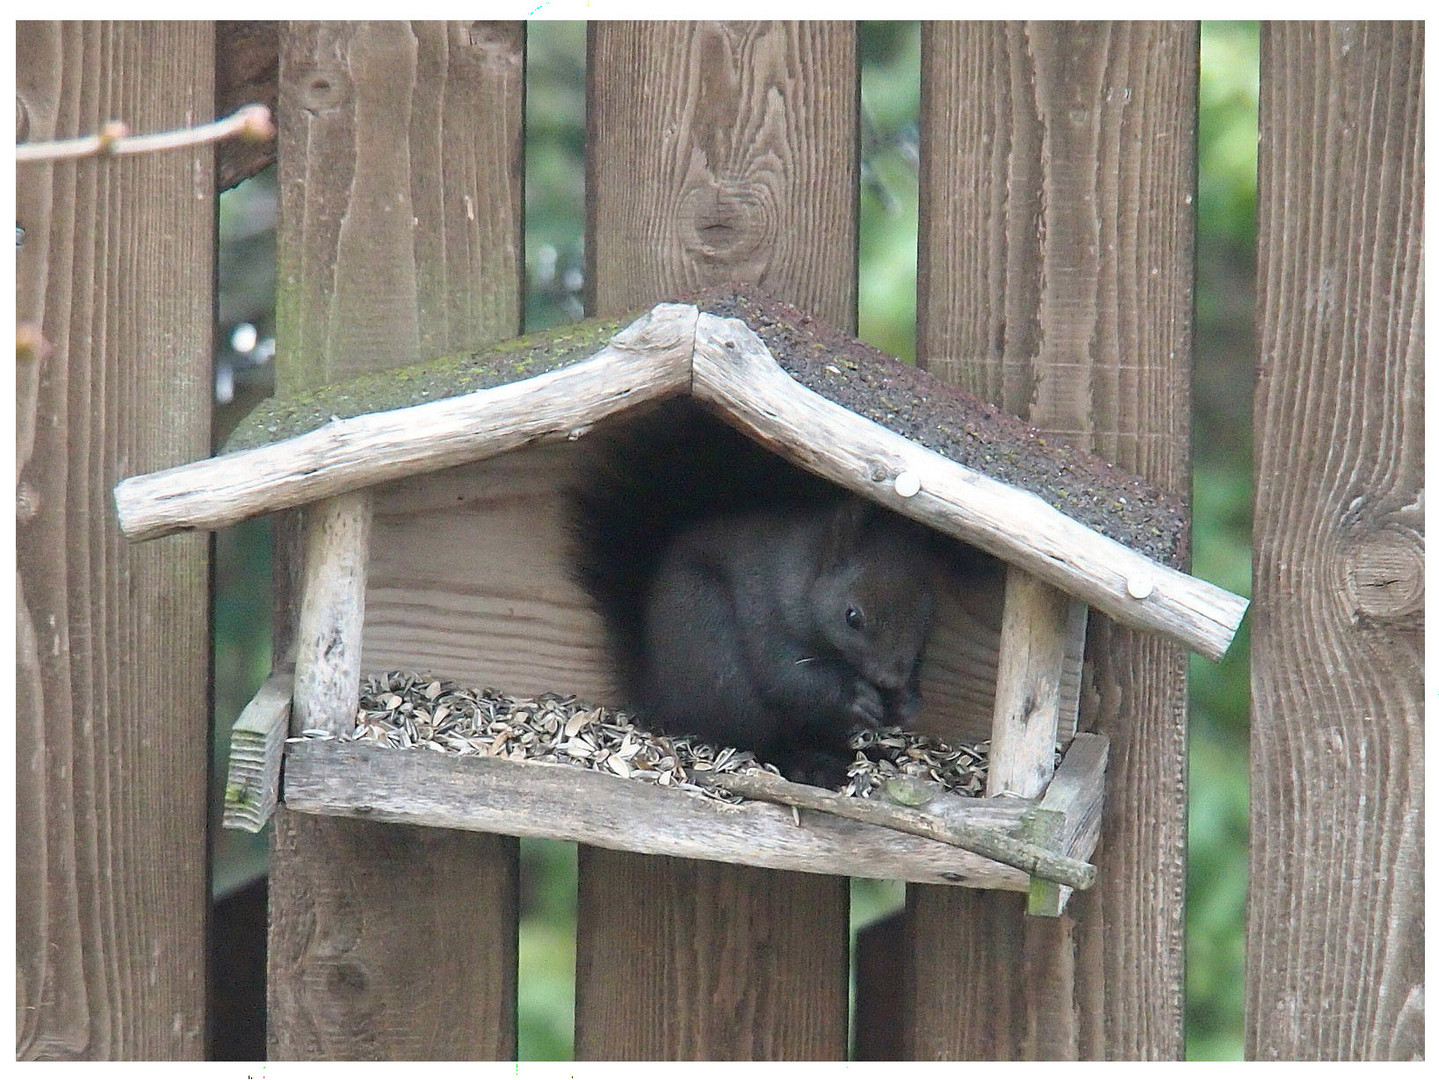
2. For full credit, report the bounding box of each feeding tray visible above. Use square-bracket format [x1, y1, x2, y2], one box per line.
[116, 286, 1247, 916]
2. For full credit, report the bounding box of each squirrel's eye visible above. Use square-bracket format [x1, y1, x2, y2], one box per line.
[845, 606, 866, 630]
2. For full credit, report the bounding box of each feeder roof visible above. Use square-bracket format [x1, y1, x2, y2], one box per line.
[116, 285, 1246, 660]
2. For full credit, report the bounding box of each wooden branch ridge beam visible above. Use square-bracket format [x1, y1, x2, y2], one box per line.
[114, 303, 1248, 660]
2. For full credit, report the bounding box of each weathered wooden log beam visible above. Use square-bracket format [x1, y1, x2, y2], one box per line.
[690, 313, 1248, 661]
[114, 301, 1247, 659]
[689, 767, 1097, 890]
[112, 303, 697, 541]
[281, 738, 1037, 890]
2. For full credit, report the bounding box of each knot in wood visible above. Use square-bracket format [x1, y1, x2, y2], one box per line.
[679, 179, 770, 264]
[324, 959, 370, 1000]
[1340, 528, 1423, 623]
[464, 21, 523, 68]
[297, 65, 349, 113]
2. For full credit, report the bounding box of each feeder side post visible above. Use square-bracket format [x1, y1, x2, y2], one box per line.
[986, 568, 1072, 798]
[291, 491, 372, 737]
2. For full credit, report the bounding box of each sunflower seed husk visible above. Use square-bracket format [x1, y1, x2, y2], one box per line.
[330, 671, 1001, 805]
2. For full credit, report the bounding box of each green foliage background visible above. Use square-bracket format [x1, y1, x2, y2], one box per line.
[213, 21, 1258, 1061]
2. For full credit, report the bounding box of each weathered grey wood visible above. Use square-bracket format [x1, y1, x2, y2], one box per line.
[692, 313, 1246, 661]
[283, 739, 1034, 890]
[1038, 732, 1109, 860]
[986, 570, 1071, 797]
[1018, 808, 1065, 916]
[276, 20, 525, 390]
[360, 442, 1006, 744]
[15, 20, 213, 1060]
[1057, 596, 1089, 745]
[1028, 732, 1109, 917]
[113, 304, 695, 541]
[692, 769, 1096, 889]
[903, 21, 1198, 1060]
[223, 673, 294, 833]
[292, 492, 371, 737]
[268, 811, 518, 1060]
[267, 20, 524, 1062]
[119, 299, 1245, 661]
[1248, 22, 1424, 1061]
[579, 20, 857, 1061]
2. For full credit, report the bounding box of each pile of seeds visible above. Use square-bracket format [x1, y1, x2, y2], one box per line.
[332, 671, 991, 802]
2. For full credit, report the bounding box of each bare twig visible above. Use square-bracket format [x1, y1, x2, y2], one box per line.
[690, 767, 1097, 890]
[16, 104, 274, 165]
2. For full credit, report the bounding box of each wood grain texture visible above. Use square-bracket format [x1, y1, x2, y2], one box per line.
[1247, 22, 1424, 1061]
[282, 740, 1037, 890]
[361, 438, 1007, 744]
[577, 20, 858, 1060]
[987, 571, 1071, 798]
[267, 812, 517, 1059]
[902, 21, 1197, 1059]
[222, 673, 293, 833]
[15, 20, 213, 1060]
[587, 21, 859, 327]
[1030, 732, 1110, 916]
[292, 492, 372, 737]
[267, 20, 524, 1061]
[276, 21, 524, 389]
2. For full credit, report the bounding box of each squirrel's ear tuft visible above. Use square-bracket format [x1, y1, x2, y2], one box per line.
[816, 497, 875, 565]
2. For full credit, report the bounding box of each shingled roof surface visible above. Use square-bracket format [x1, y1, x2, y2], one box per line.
[679, 284, 1189, 568]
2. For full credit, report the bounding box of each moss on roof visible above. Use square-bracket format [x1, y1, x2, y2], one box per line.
[223, 312, 637, 453]
[222, 284, 1188, 566]
[674, 284, 1189, 568]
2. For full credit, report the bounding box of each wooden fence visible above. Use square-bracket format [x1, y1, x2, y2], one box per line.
[15, 20, 1423, 1061]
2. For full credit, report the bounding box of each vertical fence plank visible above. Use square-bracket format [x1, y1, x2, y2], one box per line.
[15, 21, 214, 1060]
[576, 20, 857, 1060]
[906, 21, 1196, 1059]
[1248, 22, 1424, 1061]
[265, 20, 525, 1059]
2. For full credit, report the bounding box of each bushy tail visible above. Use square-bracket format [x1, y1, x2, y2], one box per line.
[565, 398, 836, 688]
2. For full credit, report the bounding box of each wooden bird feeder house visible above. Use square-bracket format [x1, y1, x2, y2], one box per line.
[115, 286, 1247, 917]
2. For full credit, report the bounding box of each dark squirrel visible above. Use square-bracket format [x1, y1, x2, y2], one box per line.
[567, 399, 940, 787]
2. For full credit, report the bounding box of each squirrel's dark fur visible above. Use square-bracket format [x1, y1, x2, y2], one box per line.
[567, 399, 942, 787]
